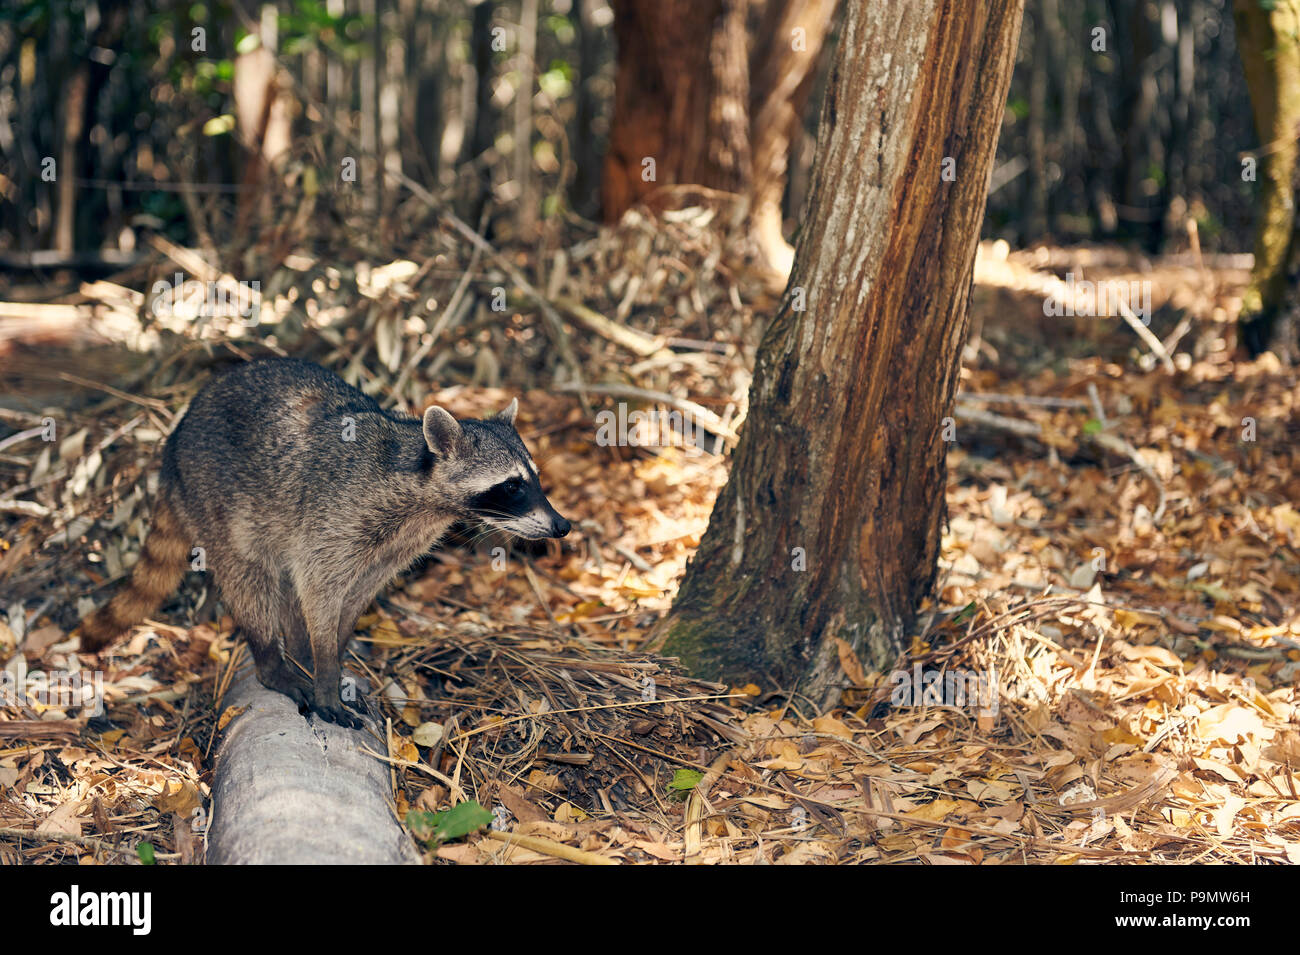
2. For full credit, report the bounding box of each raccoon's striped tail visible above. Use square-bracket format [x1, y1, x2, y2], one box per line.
[79, 493, 188, 653]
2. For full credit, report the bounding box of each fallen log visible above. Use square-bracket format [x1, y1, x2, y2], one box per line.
[207, 668, 420, 865]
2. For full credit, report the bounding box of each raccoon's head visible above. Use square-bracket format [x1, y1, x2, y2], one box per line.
[422, 398, 571, 540]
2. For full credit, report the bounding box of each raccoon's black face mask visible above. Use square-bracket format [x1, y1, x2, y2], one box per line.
[468, 472, 571, 540]
[423, 400, 570, 540]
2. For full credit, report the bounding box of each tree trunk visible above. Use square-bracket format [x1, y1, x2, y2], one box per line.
[54, 65, 88, 255]
[601, 0, 752, 222]
[462, 0, 496, 222]
[571, 0, 604, 218]
[54, 0, 126, 254]
[1235, 0, 1300, 361]
[408, 0, 444, 187]
[233, 6, 293, 232]
[651, 0, 1025, 704]
[1025, 0, 1048, 238]
[515, 0, 539, 234]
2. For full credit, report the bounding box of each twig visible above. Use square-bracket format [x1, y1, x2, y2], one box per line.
[0, 426, 48, 455]
[56, 373, 170, 414]
[1115, 297, 1175, 372]
[1090, 430, 1167, 523]
[0, 826, 173, 860]
[0, 500, 51, 518]
[955, 392, 1089, 409]
[684, 749, 733, 860]
[484, 828, 618, 865]
[1086, 383, 1107, 429]
[610, 542, 652, 573]
[952, 405, 1043, 440]
[551, 295, 666, 358]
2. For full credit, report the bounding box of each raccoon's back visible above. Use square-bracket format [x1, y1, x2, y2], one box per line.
[165, 359, 381, 524]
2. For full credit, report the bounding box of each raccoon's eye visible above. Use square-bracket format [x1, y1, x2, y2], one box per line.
[502, 477, 525, 496]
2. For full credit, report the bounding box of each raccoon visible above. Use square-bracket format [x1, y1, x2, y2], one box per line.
[79, 358, 570, 727]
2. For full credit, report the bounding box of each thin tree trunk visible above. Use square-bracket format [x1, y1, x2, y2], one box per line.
[1235, 0, 1300, 360]
[380, 0, 404, 195]
[233, 5, 293, 232]
[602, 0, 751, 222]
[1165, 0, 1194, 236]
[1025, 0, 1048, 238]
[515, 0, 539, 234]
[652, 0, 1025, 704]
[409, 0, 444, 186]
[359, 0, 380, 215]
[571, 0, 603, 218]
[54, 0, 126, 253]
[54, 65, 88, 255]
[747, 0, 837, 278]
[463, 0, 496, 221]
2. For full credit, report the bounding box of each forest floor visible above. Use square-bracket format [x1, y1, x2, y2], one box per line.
[1, 207, 1297, 864]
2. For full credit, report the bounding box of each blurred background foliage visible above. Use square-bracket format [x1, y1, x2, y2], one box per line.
[0, 0, 1263, 259]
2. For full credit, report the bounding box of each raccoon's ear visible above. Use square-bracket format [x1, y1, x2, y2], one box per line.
[492, 397, 518, 427]
[422, 406, 464, 457]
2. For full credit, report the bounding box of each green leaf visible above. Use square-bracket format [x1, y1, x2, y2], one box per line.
[1082, 418, 1104, 435]
[668, 769, 703, 792]
[406, 801, 493, 844]
[951, 600, 977, 625]
[137, 842, 156, 865]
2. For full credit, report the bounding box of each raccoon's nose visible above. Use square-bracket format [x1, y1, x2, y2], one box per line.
[552, 515, 571, 538]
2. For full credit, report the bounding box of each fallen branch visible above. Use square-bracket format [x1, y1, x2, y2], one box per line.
[974, 248, 1176, 371]
[207, 666, 420, 864]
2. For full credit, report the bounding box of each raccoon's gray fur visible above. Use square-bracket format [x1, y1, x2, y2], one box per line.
[81, 358, 570, 727]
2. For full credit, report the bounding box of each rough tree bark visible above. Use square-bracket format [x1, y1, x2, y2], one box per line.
[1235, 0, 1300, 361]
[651, 0, 1025, 704]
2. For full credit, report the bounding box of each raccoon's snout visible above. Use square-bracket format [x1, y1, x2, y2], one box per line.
[550, 514, 571, 538]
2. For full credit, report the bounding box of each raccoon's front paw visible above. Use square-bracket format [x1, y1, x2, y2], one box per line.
[309, 693, 365, 730]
